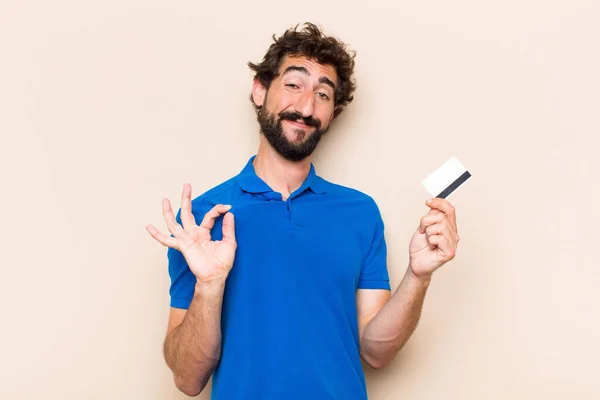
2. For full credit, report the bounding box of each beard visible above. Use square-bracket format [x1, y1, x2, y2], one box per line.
[257, 105, 329, 162]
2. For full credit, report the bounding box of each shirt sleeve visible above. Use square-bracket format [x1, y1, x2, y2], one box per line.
[357, 199, 391, 290]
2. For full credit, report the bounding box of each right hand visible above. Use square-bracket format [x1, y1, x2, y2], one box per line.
[146, 183, 237, 284]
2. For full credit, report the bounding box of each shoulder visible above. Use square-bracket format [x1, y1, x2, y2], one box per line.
[190, 177, 238, 209]
[318, 177, 383, 218]
[173, 176, 239, 222]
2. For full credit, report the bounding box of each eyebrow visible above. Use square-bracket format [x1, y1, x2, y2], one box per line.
[282, 65, 336, 91]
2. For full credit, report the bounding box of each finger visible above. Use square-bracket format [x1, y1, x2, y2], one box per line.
[428, 234, 455, 259]
[427, 218, 460, 243]
[427, 234, 448, 252]
[420, 209, 442, 233]
[200, 204, 233, 231]
[146, 224, 178, 248]
[426, 198, 457, 227]
[428, 233, 440, 246]
[221, 212, 237, 247]
[425, 223, 449, 237]
[163, 198, 183, 235]
[419, 213, 444, 234]
[180, 183, 196, 230]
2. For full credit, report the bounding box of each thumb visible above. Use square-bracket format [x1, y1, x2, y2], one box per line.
[221, 212, 236, 246]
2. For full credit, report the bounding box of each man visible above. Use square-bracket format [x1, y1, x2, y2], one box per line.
[146, 23, 460, 399]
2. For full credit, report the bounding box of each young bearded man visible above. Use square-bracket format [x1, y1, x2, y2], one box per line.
[146, 22, 460, 400]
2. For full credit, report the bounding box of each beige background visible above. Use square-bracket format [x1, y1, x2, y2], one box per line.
[1, 0, 599, 399]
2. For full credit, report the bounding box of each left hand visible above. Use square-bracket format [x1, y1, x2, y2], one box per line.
[409, 198, 460, 279]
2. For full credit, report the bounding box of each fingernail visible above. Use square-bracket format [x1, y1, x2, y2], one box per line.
[426, 198, 433, 204]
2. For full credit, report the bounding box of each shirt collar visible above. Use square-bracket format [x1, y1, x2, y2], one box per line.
[236, 155, 327, 195]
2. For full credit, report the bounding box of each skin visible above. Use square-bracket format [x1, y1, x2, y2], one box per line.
[358, 198, 460, 368]
[250, 55, 337, 200]
[146, 190, 236, 396]
[146, 55, 460, 395]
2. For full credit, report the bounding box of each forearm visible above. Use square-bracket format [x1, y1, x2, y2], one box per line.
[360, 266, 431, 368]
[164, 279, 226, 396]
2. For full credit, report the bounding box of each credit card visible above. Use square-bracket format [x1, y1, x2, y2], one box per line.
[422, 156, 471, 199]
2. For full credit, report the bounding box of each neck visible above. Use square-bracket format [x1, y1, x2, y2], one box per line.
[254, 136, 312, 200]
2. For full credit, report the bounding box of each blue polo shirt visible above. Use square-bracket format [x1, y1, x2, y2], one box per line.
[167, 155, 391, 400]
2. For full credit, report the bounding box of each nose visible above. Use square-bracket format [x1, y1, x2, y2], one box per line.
[295, 91, 315, 118]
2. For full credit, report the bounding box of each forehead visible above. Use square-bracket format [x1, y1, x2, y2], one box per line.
[278, 55, 338, 84]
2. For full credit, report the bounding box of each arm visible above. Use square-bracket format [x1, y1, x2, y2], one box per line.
[146, 184, 238, 396]
[358, 268, 431, 369]
[164, 279, 226, 396]
[358, 198, 459, 369]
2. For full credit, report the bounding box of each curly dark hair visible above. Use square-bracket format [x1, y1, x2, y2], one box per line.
[248, 22, 356, 118]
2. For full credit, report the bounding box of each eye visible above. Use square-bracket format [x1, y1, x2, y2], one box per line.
[286, 84, 300, 89]
[317, 92, 330, 100]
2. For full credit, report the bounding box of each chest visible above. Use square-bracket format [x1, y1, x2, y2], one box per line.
[222, 200, 364, 292]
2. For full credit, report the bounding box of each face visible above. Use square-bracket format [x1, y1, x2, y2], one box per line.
[253, 55, 338, 162]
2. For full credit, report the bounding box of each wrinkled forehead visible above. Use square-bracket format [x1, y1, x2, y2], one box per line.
[278, 55, 338, 88]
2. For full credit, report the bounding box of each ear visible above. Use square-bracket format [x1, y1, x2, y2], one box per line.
[328, 110, 335, 123]
[252, 78, 267, 107]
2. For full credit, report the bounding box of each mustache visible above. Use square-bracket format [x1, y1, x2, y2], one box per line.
[279, 111, 321, 128]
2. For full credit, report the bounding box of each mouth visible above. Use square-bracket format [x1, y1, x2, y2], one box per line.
[283, 119, 312, 130]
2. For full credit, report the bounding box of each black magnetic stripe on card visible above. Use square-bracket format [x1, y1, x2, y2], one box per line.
[436, 171, 471, 199]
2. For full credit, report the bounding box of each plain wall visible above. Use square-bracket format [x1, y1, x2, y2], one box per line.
[1, 0, 599, 399]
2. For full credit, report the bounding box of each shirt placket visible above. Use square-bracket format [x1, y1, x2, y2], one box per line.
[285, 198, 292, 222]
